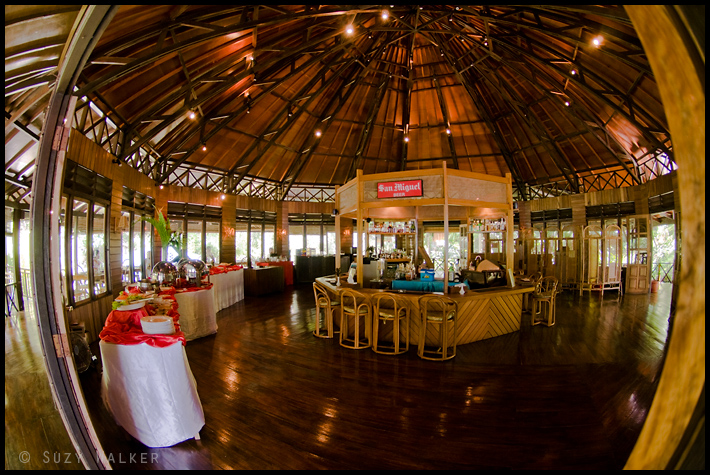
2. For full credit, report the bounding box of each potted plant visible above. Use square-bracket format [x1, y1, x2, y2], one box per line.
[139, 210, 183, 263]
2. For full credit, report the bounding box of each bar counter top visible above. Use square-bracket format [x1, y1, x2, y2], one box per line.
[316, 275, 534, 347]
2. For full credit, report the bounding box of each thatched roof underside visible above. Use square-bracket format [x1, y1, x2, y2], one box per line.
[6, 5, 675, 203]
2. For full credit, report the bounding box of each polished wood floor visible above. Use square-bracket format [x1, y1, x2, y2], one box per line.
[7, 284, 673, 469]
[5, 309, 85, 470]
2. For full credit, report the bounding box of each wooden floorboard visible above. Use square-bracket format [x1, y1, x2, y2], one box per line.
[6, 283, 673, 469]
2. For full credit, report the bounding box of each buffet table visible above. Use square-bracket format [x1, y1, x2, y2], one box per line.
[100, 340, 205, 448]
[99, 302, 204, 448]
[167, 285, 218, 341]
[317, 276, 534, 347]
[210, 266, 244, 312]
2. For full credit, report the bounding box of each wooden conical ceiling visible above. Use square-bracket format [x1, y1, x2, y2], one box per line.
[6, 5, 675, 202]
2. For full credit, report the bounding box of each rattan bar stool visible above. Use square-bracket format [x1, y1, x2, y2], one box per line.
[417, 294, 458, 361]
[532, 276, 558, 327]
[312, 282, 341, 338]
[339, 288, 372, 349]
[371, 292, 410, 355]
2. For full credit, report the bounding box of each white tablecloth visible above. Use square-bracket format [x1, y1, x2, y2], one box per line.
[174, 287, 217, 340]
[210, 269, 244, 312]
[100, 340, 205, 448]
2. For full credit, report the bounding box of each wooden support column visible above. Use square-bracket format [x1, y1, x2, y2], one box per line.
[505, 173, 514, 272]
[220, 194, 236, 263]
[275, 200, 288, 257]
[443, 162, 449, 285]
[356, 170, 364, 288]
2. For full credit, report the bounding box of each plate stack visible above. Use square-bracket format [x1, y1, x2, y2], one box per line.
[140, 316, 175, 335]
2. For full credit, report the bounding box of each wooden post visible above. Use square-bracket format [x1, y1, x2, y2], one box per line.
[356, 170, 364, 288]
[443, 162, 449, 286]
[505, 173, 514, 273]
[334, 185, 340, 274]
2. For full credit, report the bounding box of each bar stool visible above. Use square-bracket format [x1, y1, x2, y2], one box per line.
[417, 295, 458, 361]
[532, 276, 558, 327]
[371, 292, 410, 355]
[339, 288, 372, 349]
[312, 282, 340, 338]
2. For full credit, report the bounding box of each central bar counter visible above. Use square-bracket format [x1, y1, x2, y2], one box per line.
[316, 276, 535, 347]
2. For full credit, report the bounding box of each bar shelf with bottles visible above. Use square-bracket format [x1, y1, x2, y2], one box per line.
[367, 220, 416, 235]
[469, 218, 507, 233]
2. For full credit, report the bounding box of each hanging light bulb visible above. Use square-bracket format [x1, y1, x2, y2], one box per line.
[202, 143, 207, 152]
[404, 136, 409, 143]
[345, 24, 354, 35]
[188, 110, 196, 120]
[381, 10, 389, 20]
[446, 128, 451, 135]
[315, 130, 322, 138]
[564, 100, 571, 107]
[592, 35, 603, 47]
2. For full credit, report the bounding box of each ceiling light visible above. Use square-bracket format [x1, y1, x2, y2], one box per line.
[345, 25, 354, 35]
[446, 128, 451, 135]
[159, 184, 164, 190]
[381, 10, 389, 20]
[220, 194, 226, 200]
[188, 111, 196, 120]
[564, 101, 571, 107]
[404, 136, 409, 143]
[592, 35, 603, 47]
[315, 130, 322, 138]
[570, 68, 577, 76]
[202, 144, 207, 151]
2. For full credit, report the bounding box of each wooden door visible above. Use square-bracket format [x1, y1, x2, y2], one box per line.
[624, 215, 650, 294]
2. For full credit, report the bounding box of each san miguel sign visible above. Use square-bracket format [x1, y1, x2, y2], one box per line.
[377, 179, 423, 199]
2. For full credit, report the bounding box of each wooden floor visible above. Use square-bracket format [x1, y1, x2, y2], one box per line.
[5, 309, 85, 470]
[7, 284, 673, 469]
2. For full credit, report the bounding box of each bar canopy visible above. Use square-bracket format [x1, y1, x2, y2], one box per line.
[335, 163, 514, 287]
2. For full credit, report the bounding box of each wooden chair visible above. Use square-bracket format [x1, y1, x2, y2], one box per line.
[339, 289, 372, 349]
[371, 293, 410, 355]
[532, 276, 559, 327]
[417, 295, 458, 361]
[312, 282, 340, 338]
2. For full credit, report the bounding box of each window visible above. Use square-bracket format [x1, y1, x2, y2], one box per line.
[168, 202, 222, 263]
[235, 222, 248, 262]
[235, 209, 277, 263]
[121, 187, 155, 284]
[288, 213, 335, 260]
[92, 204, 108, 294]
[205, 221, 221, 265]
[60, 160, 112, 306]
[186, 220, 203, 260]
[422, 228, 462, 278]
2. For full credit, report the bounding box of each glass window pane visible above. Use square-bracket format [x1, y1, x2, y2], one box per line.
[264, 224, 275, 258]
[235, 223, 248, 262]
[289, 224, 304, 261]
[121, 211, 131, 284]
[205, 221, 220, 265]
[187, 220, 202, 260]
[169, 219, 184, 262]
[59, 196, 68, 296]
[71, 199, 90, 302]
[306, 225, 320, 254]
[250, 223, 263, 261]
[92, 204, 107, 295]
[132, 217, 142, 281]
[143, 220, 153, 273]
